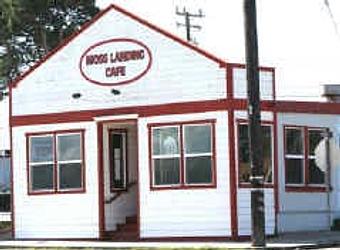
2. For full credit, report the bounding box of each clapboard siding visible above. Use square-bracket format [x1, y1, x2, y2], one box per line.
[233, 67, 274, 101]
[234, 110, 274, 122]
[138, 111, 231, 238]
[12, 8, 226, 117]
[12, 122, 99, 239]
[278, 212, 329, 232]
[237, 189, 275, 236]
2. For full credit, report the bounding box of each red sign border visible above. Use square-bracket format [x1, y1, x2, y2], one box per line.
[79, 38, 152, 86]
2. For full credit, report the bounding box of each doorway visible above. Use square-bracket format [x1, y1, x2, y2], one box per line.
[99, 121, 138, 236]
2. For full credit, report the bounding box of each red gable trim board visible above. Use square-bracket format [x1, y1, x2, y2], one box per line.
[10, 4, 227, 89]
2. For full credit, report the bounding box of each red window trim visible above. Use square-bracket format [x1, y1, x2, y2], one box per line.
[148, 119, 217, 191]
[285, 186, 326, 193]
[108, 129, 128, 192]
[284, 125, 326, 192]
[26, 129, 86, 195]
[236, 119, 275, 189]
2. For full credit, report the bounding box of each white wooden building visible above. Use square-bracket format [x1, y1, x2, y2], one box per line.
[5, 4, 340, 240]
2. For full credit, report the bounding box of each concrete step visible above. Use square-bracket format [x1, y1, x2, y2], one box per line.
[117, 223, 138, 232]
[104, 215, 138, 241]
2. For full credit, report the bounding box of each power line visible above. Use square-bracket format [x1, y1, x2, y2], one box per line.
[323, 0, 340, 37]
[175, 6, 204, 44]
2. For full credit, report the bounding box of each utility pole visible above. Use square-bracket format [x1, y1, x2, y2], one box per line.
[243, 0, 266, 247]
[175, 7, 204, 43]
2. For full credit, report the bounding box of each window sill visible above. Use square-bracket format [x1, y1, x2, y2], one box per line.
[28, 189, 86, 196]
[151, 183, 216, 191]
[285, 185, 327, 193]
[238, 183, 274, 189]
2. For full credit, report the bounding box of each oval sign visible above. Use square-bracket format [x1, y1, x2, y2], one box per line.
[79, 38, 152, 86]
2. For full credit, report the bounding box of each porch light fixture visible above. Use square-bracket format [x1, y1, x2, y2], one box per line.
[111, 88, 121, 95]
[72, 93, 82, 99]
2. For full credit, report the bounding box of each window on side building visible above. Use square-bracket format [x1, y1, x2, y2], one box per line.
[285, 127, 304, 185]
[284, 126, 325, 191]
[308, 129, 324, 184]
[0, 156, 10, 212]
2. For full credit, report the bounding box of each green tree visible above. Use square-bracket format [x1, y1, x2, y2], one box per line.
[0, 0, 98, 86]
[0, 0, 21, 85]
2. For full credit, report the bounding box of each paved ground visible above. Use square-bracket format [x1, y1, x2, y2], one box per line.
[0, 230, 339, 249]
[269, 230, 340, 246]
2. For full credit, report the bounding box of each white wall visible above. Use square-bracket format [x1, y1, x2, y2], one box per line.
[12, 122, 99, 239]
[237, 189, 275, 235]
[233, 68, 274, 100]
[138, 111, 231, 238]
[103, 123, 137, 231]
[12, 8, 226, 117]
[0, 97, 9, 150]
[277, 113, 340, 232]
[234, 110, 276, 235]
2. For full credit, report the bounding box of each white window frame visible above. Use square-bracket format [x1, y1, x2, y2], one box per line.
[183, 123, 213, 186]
[56, 133, 83, 192]
[284, 127, 305, 186]
[284, 126, 326, 188]
[151, 125, 181, 187]
[29, 134, 55, 192]
[307, 128, 325, 187]
[27, 131, 84, 194]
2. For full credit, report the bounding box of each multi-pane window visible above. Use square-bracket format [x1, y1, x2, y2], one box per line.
[57, 134, 82, 189]
[238, 123, 273, 184]
[308, 130, 324, 184]
[30, 135, 54, 191]
[150, 121, 215, 188]
[152, 127, 180, 186]
[284, 126, 325, 187]
[285, 128, 304, 184]
[28, 131, 84, 194]
[184, 125, 213, 184]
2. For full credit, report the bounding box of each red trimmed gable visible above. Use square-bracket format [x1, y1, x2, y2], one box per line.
[10, 4, 227, 89]
[10, 3, 228, 117]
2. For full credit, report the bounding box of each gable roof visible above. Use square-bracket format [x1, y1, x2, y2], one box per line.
[11, 4, 227, 89]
